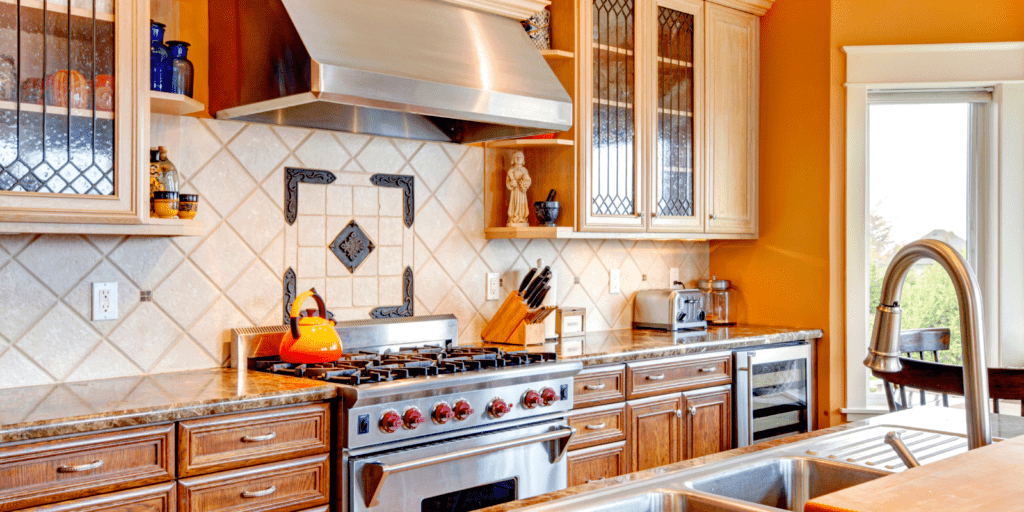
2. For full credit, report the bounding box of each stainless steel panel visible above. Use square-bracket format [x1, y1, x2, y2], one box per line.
[734, 343, 813, 448]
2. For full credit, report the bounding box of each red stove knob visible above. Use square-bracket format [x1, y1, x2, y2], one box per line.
[522, 390, 543, 409]
[380, 410, 403, 433]
[489, 398, 512, 418]
[453, 400, 475, 421]
[403, 408, 427, 429]
[432, 403, 455, 424]
[541, 387, 559, 406]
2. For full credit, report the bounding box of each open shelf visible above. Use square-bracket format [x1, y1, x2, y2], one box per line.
[593, 43, 634, 56]
[150, 91, 204, 116]
[540, 49, 574, 60]
[657, 56, 693, 67]
[0, 217, 204, 236]
[485, 226, 752, 241]
[486, 138, 574, 149]
[0, 101, 115, 119]
[0, 0, 115, 22]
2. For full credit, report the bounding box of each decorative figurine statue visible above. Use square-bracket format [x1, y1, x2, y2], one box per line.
[506, 151, 532, 227]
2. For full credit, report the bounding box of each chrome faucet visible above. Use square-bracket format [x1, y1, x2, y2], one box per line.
[864, 239, 992, 450]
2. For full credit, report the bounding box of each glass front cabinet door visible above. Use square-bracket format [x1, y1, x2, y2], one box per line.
[580, 0, 704, 233]
[0, 0, 144, 224]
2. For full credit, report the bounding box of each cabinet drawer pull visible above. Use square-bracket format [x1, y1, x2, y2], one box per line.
[57, 460, 104, 473]
[697, 366, 718, 373]
[585, 422, 607, 430]
[646, 374, 666, 381]
[584, 383, 607, 391]
[241, 432, 278, 443]
[241, 486, 277, 498]
[587, 478, 606, 484]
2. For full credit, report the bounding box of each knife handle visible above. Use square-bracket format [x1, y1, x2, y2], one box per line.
[518, 268, 537, 293]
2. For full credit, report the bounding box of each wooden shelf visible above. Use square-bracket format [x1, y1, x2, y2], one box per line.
[0, 218, 204, 236]
[0, 0, 115, 22]
[484, 226, 753, 241]
[150, 91, 204, 116]
[0, 101, 115, 119]
[657, 107, 693, 117]
[486, 138, 574, 148]
[593, 43, 634, 56]
[657, 56, 693, 67]
[540, 49, 574, 60]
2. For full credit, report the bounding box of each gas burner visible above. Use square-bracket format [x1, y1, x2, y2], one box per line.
[250, 346, 558, 386]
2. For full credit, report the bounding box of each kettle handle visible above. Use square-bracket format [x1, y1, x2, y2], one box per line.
[288, 288, 328, 340]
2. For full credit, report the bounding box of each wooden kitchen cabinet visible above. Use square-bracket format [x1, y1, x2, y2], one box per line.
[627, 394, 685, 472]
[683, 386, 732, 459]
[14, 483, 176, 512]
[176, 454, 330, 512]
[484, 0, 768, 241]
[567, 441, 629, 487]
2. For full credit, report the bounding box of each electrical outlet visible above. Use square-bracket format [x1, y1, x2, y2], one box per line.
[92, 282, 118, 321]
[486, 273, 500, 301]
[609, 269, 621, 295]
[670, 268, 680, 288]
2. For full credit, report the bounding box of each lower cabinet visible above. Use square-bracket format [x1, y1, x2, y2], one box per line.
[14, 483, 176, 512]
[177, 455, 330, 512]
[567, 359, 734, 486]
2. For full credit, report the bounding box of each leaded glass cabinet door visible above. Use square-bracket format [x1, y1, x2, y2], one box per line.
[648, 0, 703, 233]
[579, 0, 645, 231]
[0, 0, 142, 224]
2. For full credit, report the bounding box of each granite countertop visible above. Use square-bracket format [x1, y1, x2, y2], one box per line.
[479, 407, 1024, 512]
[0, 369, 337, 444]
[477, 325, 823, 366]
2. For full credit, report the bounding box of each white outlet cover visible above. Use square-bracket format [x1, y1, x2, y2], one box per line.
[609, 269, 621, 295]
[486, 273, 500, 301]
[670, 267, 680, 288]
[92, 282, 118, 321]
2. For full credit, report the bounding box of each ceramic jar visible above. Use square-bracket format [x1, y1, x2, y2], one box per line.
[178, 194, 199, 219]
[95, 74, 114, 111]
[166, 41, 193, 97]
[46, 70, 91, 109]
[152, 191, 179, 219]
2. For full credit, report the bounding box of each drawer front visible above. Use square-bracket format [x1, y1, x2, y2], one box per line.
[626, 355, 731, 399]
[16, 482, 176, 512]
[567, 404, 627, 450]
[177, 454, 329, 512]
[567, 442, 628, 488]
[0, 424, 175, 511]
[296, 507, 329, 512]
[574, 366, 626, 408]
[177, 404, 330, 477]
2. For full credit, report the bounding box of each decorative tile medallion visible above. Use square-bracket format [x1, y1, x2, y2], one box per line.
[330, 221, 376, 273]
[284, 167, 337, 225]
[282, 267, 297, 324]
[371, 267, 414, 319]
[370, 174, 415, 228]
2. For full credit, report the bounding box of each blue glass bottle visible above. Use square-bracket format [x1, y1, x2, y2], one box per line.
[166, 41, 194, 97]
[150, 21, 170, 92]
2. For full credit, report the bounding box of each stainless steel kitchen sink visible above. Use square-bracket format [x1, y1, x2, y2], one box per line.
[685, 457, 889, 511]
[553, 489, 783, 512]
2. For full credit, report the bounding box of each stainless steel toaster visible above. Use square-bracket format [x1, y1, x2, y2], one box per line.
[633, 289, 707, 331]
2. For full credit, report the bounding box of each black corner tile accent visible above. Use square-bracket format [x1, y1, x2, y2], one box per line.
[329, 220, 376, 273]
[370, 174, 415, 228]
[283, 267, 297, 324]
[285, 168, 337, 225]
[371, 266, 414, 319]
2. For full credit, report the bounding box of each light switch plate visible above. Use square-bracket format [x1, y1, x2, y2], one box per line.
[92, 282, 118, 321]
[486, 273, 500, 301]
[609, 269, 621, 295]
[670, 267, 680, 288]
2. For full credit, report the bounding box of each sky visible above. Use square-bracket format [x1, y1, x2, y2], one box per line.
[868, 102, 971, 247]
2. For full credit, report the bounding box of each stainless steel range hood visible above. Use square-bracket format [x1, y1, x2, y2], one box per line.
[208, 0, 573, 144]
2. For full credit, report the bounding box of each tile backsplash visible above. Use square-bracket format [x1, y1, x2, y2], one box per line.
[0, 115, 708, 389]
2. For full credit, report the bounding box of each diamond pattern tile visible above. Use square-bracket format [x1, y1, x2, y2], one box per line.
[18, 235, 102, 295]
[0, 113, 712, 389]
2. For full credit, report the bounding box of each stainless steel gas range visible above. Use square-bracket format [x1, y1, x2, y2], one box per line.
[231, 315, 582, 512]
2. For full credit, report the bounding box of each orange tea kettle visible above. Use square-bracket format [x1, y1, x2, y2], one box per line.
[279, 288, 343, 364]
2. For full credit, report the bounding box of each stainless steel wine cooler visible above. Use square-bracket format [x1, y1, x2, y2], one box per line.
[734, 342, 814, 447]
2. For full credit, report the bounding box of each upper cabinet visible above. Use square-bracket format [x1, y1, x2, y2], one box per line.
[0, 0, 201, 236]
[484, 0, 766, 240]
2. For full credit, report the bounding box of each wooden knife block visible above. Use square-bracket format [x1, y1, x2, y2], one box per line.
[481, 291, 546, 346]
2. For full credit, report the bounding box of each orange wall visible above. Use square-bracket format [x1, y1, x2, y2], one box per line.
[709, 0, 836, 426]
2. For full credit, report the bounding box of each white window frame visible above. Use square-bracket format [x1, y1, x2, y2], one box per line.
[843, 42, 1024, 419]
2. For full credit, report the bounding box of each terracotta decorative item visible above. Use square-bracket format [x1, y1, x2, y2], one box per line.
[152, 191, 179, 219]
[21, 78, 43, 105]
[46, 70, 91, 109]
[506, 151, 532, 227]
[178, 194, 199, 219]
[95, 74, 114, 111]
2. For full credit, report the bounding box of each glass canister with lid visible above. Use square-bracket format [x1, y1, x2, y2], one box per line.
[697, 276, 735, 325]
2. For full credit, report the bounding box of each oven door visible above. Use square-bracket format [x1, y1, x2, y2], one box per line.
[349, 419, 574, 512]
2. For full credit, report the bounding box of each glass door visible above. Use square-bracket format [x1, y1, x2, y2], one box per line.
[649, 0, 703, 232]
[0, 0, 140, 223]
[736, 343, 813, 447]
[581, 0, 644, 230]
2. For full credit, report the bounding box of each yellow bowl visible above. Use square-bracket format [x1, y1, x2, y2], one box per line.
[153, 199, 178, 219]
[178, 201, 198, 220]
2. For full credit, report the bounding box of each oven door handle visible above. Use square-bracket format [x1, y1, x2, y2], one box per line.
[361, 426, 577, 508]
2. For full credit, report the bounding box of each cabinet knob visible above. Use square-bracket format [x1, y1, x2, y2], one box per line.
[689, 406, 698, 416]
[710, 213, 718, 220]
[675, 409, 683, 418]
[636, 210, 644, 217]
